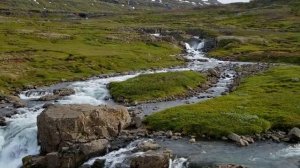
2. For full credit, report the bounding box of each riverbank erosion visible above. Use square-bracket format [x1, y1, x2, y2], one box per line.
[23, 104, 131, 168]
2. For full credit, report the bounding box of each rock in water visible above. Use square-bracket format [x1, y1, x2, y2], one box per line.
[53, 88, 76, 97]
[288, 127, 300, 142]
[37, 104, 131, 153]
[137, 139, 161, 151]
[0, 117, 6, 126]
[129, 150, 171, 168]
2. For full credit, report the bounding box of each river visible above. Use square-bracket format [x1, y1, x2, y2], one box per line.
[0, 38, 299, 168]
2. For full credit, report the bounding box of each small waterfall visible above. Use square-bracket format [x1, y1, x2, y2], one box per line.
[20, 90, 52, 100]
[84, 139, 188, 168]
[169, 158, 188, 168]
[0, 106, 43, 168]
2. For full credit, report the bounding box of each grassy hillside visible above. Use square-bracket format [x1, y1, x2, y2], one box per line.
[0, 16, 182, 94]
[0, 0, 299, 94]
[145, 66, 300, 137]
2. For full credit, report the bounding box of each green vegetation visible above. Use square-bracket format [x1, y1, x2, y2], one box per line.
[109, 71, 206, 103]
[0, 0, 299, 94]
[0, 17, 182, 94]
[145, 66, 300, 137]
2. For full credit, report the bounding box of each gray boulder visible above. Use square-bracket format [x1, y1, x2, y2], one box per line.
[288, 127, 300, 142]
[37, 104, 131, 153]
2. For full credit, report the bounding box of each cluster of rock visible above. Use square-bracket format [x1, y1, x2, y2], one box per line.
[83, 139, 173, 168]
[227, 128, 300, 146]
[0, 95, 26, 108]
[0, 95, 27, 126]
[38, 88, 75, 101]
[23, 104, 131, 168]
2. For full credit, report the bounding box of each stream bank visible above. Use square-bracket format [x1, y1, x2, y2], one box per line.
[0, 38, 299, 168]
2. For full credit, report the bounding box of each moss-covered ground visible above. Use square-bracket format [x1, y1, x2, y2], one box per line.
[145, 66, 300, 137]
[109, 71, 206, 103]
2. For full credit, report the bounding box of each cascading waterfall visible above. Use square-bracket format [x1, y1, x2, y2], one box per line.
[0, 39, 299, 168]
[0, 106, 43, 168]
[83, 139, 188, 168]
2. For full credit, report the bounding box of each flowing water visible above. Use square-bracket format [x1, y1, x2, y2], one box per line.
[0, 39, 299, 168]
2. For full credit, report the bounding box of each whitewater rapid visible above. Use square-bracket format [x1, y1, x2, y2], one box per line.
[0, 39, 299, 168]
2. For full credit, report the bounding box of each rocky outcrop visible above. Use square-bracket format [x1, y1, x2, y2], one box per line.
[23, 104, 131, 168]
[23, 139, 108, 168]
[37, 104, 131, 153]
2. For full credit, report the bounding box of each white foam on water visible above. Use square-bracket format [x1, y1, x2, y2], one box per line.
[271, 144, 300, 159]
[0, 106, 43, 168]
[84, 139, 188, 168]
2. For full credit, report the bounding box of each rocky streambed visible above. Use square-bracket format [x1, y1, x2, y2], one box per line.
[0, 38, 299, 168]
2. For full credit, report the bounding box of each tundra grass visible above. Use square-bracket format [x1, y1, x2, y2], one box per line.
[145, 66, 300, 137]
[109, 71, 206, 103]
[1, 0, 300, 94]
[0, 17, 182, 94]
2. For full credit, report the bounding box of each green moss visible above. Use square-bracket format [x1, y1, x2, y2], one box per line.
[109, 71, 206, 103]
[145, 66, 300, 137]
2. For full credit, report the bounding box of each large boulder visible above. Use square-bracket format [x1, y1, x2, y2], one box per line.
[129, 150, 171, 168]
[37, 104, 131, 153]
[23, 139, 108, 168]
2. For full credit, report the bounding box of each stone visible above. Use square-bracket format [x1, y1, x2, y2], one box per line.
[166, 130, 173, 138]
[38, 95, 60, 101]
[207, 68, 220, 78]
[228, 133, 249, 146]
[137, 139, 161, 152]
[271, 135, 280, 143]
[221, 136, 228, 141]
[0, 117, 6, 126]
[91, 159, 106, 168]
[132, 115, 143, 128]
[217, 164, 246, 168]
[228, 133, 241, 142]
[53, 88, 76, 97]
[129, 150, 171, 168]
[5, 95, 26, 108]
[288, 127, 300, 142]
[22, 155, 46, 168]
[37, 104, 131, 153]
[189, 138, 196, 143]
[79, 139, 109, 156]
